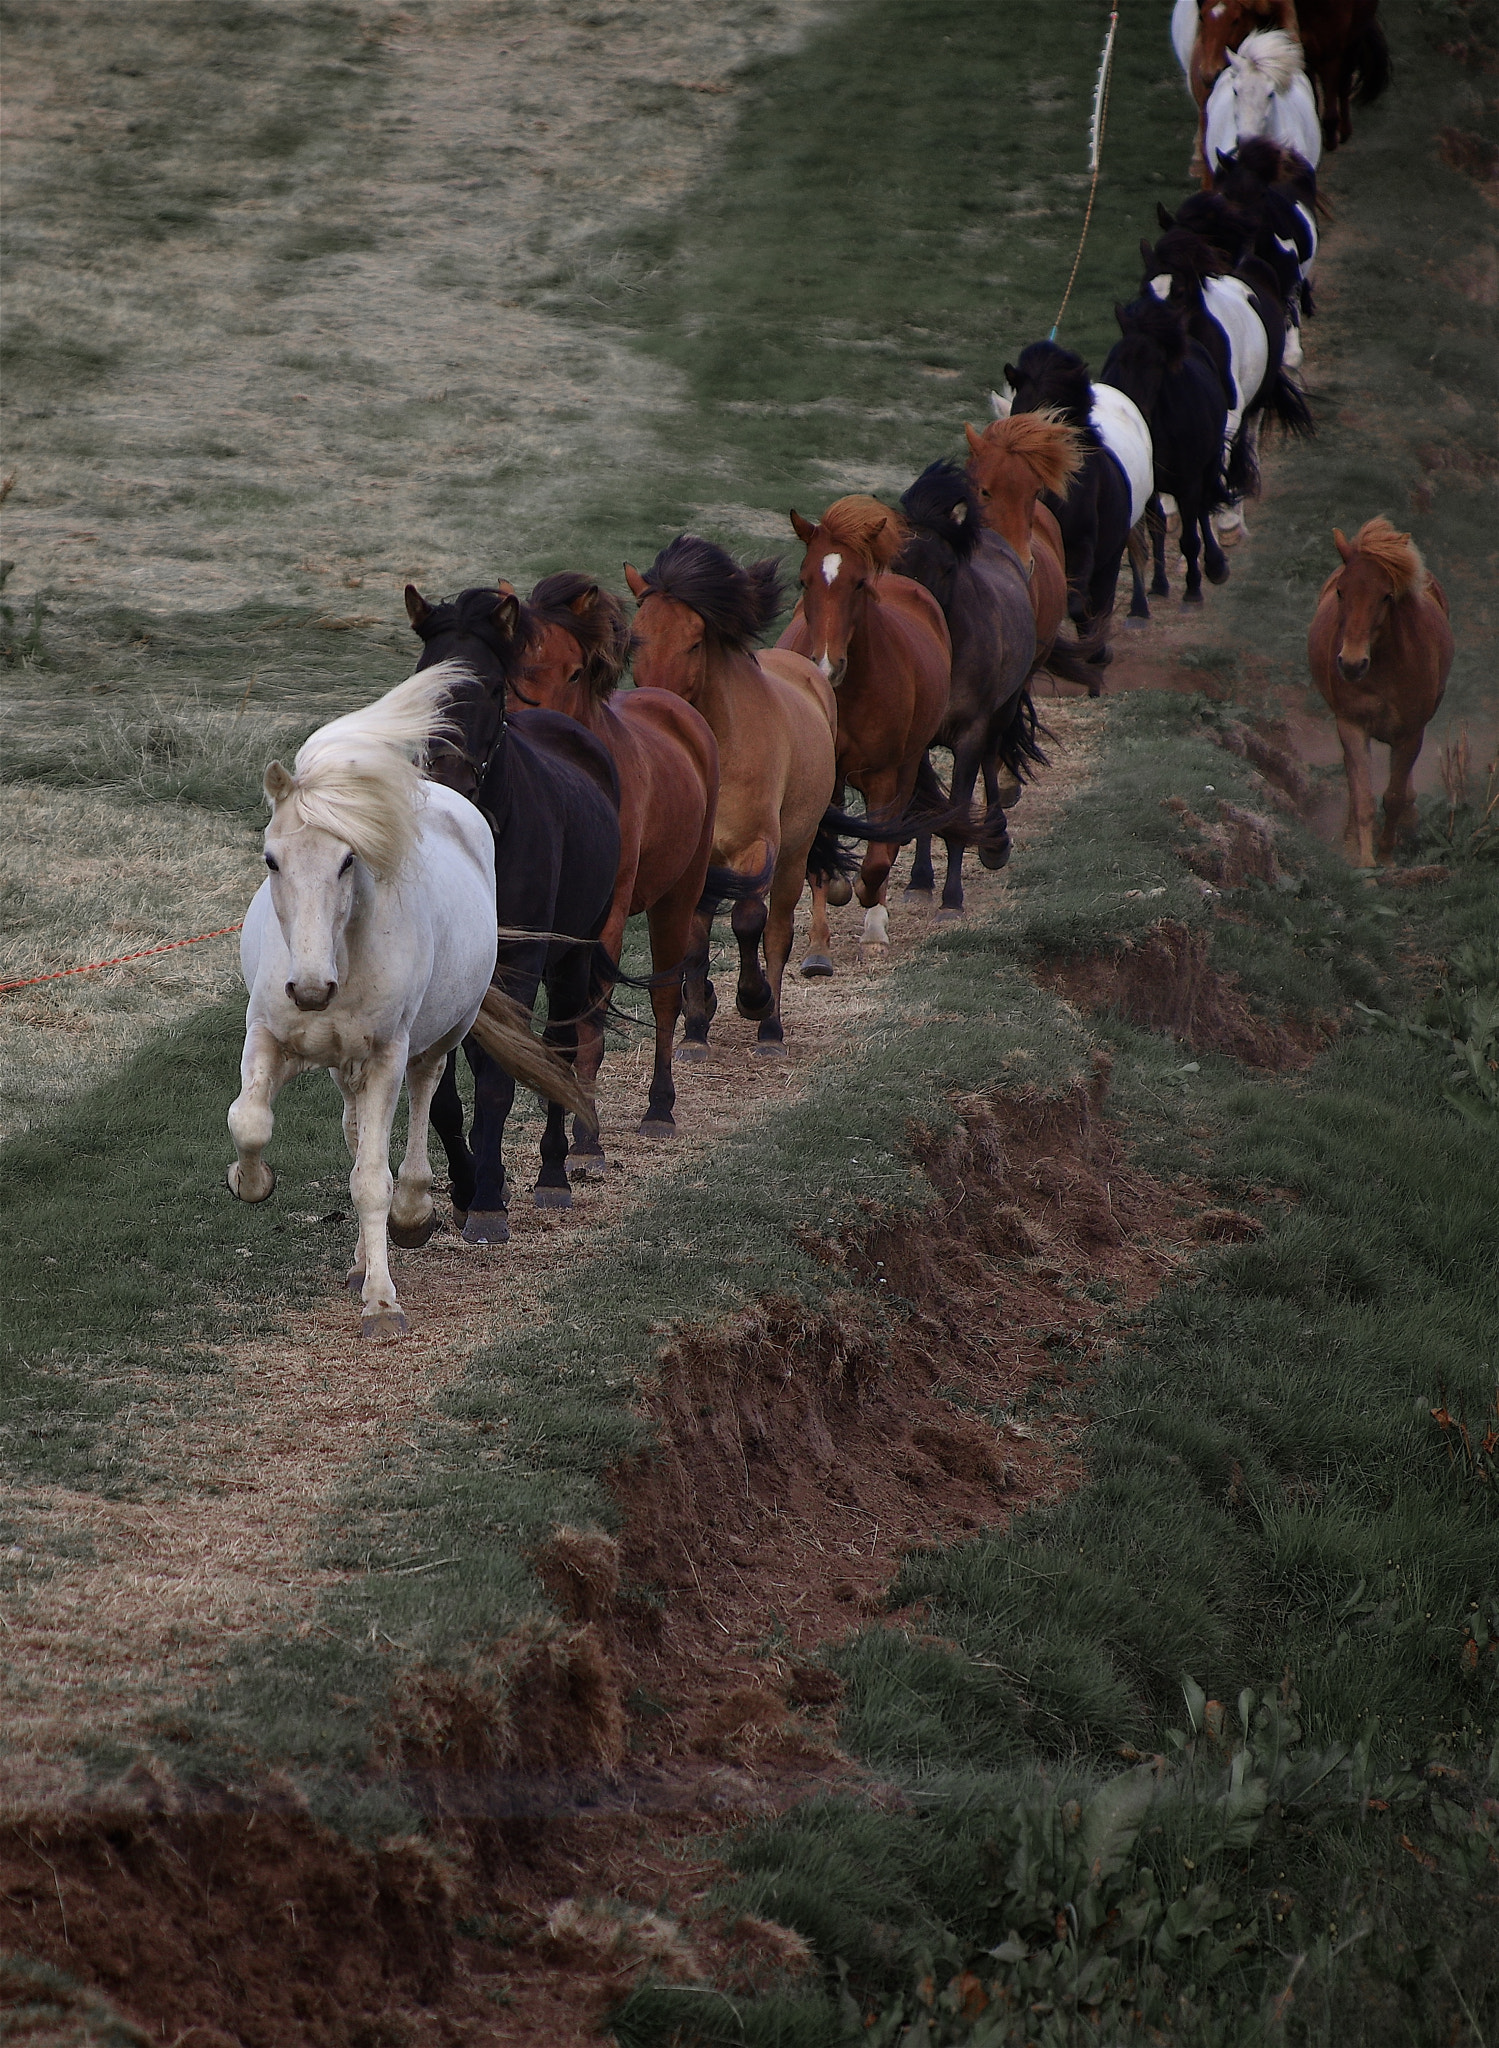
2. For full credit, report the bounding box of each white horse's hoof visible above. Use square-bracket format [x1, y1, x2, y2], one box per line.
[388, 1208, 438, 1249]
[227, 1162, 275, 1204]
[533, 1185, 572, 1210]
[800, 953, 834, 978]
[675, 1041, 709, 1063]
[360, 1306, 409, 1341]
[462, 1211, 510, 1245]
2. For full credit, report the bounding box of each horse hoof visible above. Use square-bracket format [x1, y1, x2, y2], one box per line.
[345, 1266, 366, 1298]
[993, 778, 1021, 809]
[360, 1306, 409, 1342]
[825, 876, 854, 907]
[735, 991, 776, 1023]
[902, 885, 933, 904]
[533, 1185, 573, 1210]
[1125, 611, 1150, 627]
[462, 1211, 510, 1246]
[637, 1116, 676, 1137]
[934, 906, 965, 923]
[675, 1040, 709, 1063]
[567, 1152, 608, 1180]
[1205, 559, 1230, 586]
[754, 1040, 787, 1058]
[799, 954, 834, 978]
[978, 836, 1012, 872]
[388, 1209, 438, 1249]
[451, 1206, 468, 1231]
[227, 1162, 275, 1204]
[1181, 589, 1205, 606]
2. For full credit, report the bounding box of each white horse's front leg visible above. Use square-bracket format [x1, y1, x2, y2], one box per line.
[347, 1045, 409, 1340]
[334, 1071, 368, 1296]
[227, 1024, 294, 1203]
[388, 1046, 447, 1248]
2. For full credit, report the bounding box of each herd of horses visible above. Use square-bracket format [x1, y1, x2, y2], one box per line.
[225, 0, 1455, 1336]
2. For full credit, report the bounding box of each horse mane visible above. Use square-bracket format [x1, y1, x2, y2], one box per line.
[979, 410, 1085, 496]
[898, 460, 982, 561]
[285, 665, 464, 876]
[1217, 135, 1289, 190]
[1171, 191, 1255, 263]
[1011, 340, 1095, 430]
[1352, 517, 1426, 596]
[528, 571, 631, 697]
[1149, 227, 1232, 281]
[410, 585, 538, 681]
[640, 535, 783, 648]
[1234, 28, 1305, 89]
[1117, 295, 1189, 358]
[818, 494, 907, 569]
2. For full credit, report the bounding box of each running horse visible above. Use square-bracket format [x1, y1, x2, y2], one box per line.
[779, 496, 952, 953]
[626, 538, 837, 1054]
[1173, 0, 1300, 176]
[1307, 518, 1454, 866]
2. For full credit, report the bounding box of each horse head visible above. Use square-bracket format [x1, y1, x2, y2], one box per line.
[627, 537, 781, 701]
[523, 573, 632, 716]
[788, 498, 902, 687]
[964, 415, 1083, 566]
[405, 582, 531, 793]
[1329, 522, 1423, 683]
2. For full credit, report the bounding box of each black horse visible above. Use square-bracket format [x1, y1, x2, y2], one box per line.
[1102, 298, 1233, 605]
[404, 583, 621, 1245]
[895, 460, 1041, 915]
[1210, 139, 1320, 334]
[1001, 340, 1144, 641]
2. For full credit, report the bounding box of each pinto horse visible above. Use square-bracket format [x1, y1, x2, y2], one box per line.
[405, 583, 621, 1244]
[518, 571, 719, 1154]
[1162, 174, 1315, 370]
[1308, 519, 1454, 866]
[779, 496, 952, 954]
[626, 538, 837, 1053]
[1001, 341, 1154, 637]
[894, 460, 1039, 917]
[1102, 297, 1233, 603]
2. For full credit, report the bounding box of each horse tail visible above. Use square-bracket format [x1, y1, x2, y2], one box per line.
[1034, 623, 1110, 696]
[994, 685, 1050, 779]
[1262, 369, 1316, 441]
[697, 854, 776, 916]
[1350, 19, 1391, 106]
[1226, 424, 1261, 501]
[818, 794, 1010, 860]
[467, 988, 592, 1115]
[804, 818, 862, 888]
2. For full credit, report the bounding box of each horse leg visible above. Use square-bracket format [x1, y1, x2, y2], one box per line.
[429, 1050, 475, 1224]
[568, 1005, 608, 1177]
[753, 858, 801, 1056]
[1336, 718, 1378, 867]
[1149, 496, 1170, 598]
[938, 743, 984, 919]
[678, 909, 715, 1061]
[640, 891, 692, 1132]
[461, 1034, 518, 1245]
[534, 950, 593, 1209]
[347, 1043, 410, 1339]
[1127, 521, 1152, 620]
[226, 1023, 295, 1205]
[904, 834, 936, 902]
[1180, 511, 1206, 604]
[1379, 733, 1425, 861]
[801, 876, 835, 979]
[732, 856, 776, 1020]
[1202, 517, 1230, 588]
[388, 1045, 447, 1249]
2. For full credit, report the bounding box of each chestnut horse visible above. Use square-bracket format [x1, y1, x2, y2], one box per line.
[519, 572, 720, 1152]
[1307, 519, 1454, 866]
[626, 538, 837, 1055]
[779, 496, 951, 954]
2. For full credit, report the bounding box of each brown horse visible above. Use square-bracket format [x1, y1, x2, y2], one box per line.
[1307, 519, 1454, 866]
[964, 415, 1095, 692]
[626, 538, 837, 1055]
[518, 572, 720, 1152]
[778, 496, 951, 956]
[1296, 0, 1389, 148]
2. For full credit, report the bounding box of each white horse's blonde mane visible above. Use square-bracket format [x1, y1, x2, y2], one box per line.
[278, 662, 468, 876]
[1234, 28, 1305, 91]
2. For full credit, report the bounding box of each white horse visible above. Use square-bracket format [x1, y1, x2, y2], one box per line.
[227, 665, 497, 1339]
[1204, 31, 1323, 170]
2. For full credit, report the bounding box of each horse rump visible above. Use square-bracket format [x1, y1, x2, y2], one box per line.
[1350, 18, 1391, 105]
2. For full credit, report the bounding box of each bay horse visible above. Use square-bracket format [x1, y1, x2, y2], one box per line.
[626, 538, 837, 1053]
[1307, 519, 1454, 866]
[962, 415, 1111, 693]
[1101, 297, 1233, 603]
[1203, 31, 1323, 173]
[405, 583, 621, 1244]
[227, 669, 499, 1338]
[518, 570, 720, 1157]
[779, 495, 952, 952]
[1296, 0, 1389, 149]
[894, 460, 1039, 917]
[1000, 341, 1154, 637]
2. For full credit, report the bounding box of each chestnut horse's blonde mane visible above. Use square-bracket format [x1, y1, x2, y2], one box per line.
[975, 410, 1085, 497]
[279, 664, 463, 876]
[818, 494, 907, 569]
[1351, 517, 1426, 596]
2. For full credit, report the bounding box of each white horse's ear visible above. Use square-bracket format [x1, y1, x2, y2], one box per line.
[264, 760, 294, 804]
[989, 389, 1013, 418]
[1226, 45, 1243, 69]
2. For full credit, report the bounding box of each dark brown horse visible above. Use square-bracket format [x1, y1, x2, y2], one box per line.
[1307, 518, 1454, 866]
[963, 416, 1102, 691]
[519, 573, 720, 1153]
[779, 496, 951, 954]
[626, 538, 838, 1055]
[1296, 0, 1389, 148]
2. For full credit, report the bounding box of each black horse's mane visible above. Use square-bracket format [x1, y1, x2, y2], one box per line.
[639, 535, 782, 649]
[899, 459, 982, 562]
[1010, 340, 1095, 432]
[1164, 192, 1256, 266]
[1145, 226, 1232, 284]
[1115, 294, 1190, 368]
[528, 571, 631, 698]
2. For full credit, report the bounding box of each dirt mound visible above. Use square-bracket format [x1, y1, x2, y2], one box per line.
[1040, 920, 1330, 1069]
[1163, 794, 1286, 888]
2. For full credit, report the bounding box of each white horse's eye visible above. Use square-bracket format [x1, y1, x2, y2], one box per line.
[339, 852, 355, 875]
[265, 853, 279, 871]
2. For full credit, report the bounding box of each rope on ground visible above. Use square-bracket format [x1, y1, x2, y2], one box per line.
[0, 923, 245, 996]
[1049, 6, 1120, 342]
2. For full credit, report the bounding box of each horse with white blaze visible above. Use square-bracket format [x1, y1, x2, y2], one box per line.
[227, 666, 503, 1339]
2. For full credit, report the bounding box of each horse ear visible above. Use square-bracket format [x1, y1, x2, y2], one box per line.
[1332, 528, 1353, 562]
[493, 591, 521, 638]
[1002, 363, 1018, 387]
[1156, 202, 1175, 231]
[566, 584, 600, 618]
[404, 584, 431, 627]
[789, 510, 818, 544]
[964, 422, 985, 454]
[264, 760, 294, 804]
[623, 562, 649, 600]
[497, 578, 518, 598]
[1139, 237, 1156, 267]
[1226, 45, 1243, 69]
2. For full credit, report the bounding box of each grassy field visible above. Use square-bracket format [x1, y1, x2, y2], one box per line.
[2, 0, 1496, 2040]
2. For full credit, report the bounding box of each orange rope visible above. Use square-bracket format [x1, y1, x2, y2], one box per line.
[0, 923, 244, 996]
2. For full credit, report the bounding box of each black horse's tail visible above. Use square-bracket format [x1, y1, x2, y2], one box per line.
[696, 854, 775, 919]
[1033, 623, 1111, 696]
[1351, 19, 1391, 106]
[805, 817, 863, 888]
[994, 684, 1049, 780]
[1262, 367, 1316, 441]
[819, 789, 1010, 861]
